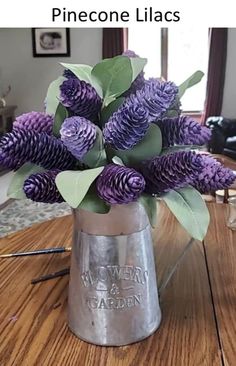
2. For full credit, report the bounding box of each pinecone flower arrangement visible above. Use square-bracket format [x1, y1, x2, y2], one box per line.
[1, 51, 235, 241]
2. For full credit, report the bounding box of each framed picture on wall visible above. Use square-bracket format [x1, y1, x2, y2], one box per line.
[32, 28, 70, 57]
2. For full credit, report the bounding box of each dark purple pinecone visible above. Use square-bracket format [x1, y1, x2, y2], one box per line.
[13, 111, 53, 135]
[63, 69, 77, 79]
[96, 164, 146, 204]
[0, 128, 75, 170]
[191, 154, 236, 193]
[59, 78, 102, 120]
[60, 116, 97, 160]
[122, 50, 145, 96]
[23, 170, 64, 203]
[157, 116, 212, 147]
[141, 151, 204, 195]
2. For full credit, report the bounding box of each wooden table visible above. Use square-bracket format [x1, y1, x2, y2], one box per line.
[0, 203, 235, 365]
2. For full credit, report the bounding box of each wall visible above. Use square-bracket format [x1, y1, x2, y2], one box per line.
[0, 28, 102, 115]
[222, 28, 236, 118]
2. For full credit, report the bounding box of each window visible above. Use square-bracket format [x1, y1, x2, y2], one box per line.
[128, 27, 209, 113]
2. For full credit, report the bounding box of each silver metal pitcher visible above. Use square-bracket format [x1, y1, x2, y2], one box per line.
[68, 202, 161, 346]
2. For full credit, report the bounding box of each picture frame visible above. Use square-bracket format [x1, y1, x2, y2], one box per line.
[32, 28, 70, 57]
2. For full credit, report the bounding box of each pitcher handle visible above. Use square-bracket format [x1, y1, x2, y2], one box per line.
[158, 237, 195, 299]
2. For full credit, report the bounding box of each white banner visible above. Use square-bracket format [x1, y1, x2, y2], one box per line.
[0, 0, 235, 27]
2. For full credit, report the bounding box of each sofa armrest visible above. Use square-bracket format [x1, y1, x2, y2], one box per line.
[208, 127, 227, 154]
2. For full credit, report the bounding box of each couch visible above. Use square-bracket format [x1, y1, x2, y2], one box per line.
[206, 116, 236, 160]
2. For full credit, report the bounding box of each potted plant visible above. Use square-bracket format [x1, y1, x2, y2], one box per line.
[0, 51, 235, 346]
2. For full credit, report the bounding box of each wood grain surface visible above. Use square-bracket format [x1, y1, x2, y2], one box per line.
[0, 202, 232, 366]
[204, 204, 236, 366]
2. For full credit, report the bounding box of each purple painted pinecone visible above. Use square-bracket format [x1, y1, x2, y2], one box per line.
[157, 116, 212, 147]
[60, 116, 97, 160]
[103, 100, 149, 150]
[23, 170, 64, 203]
[141, 151, 204, 195]
[59, 78, 102, 120]
[0, 129, 75, 170]
[192, 154, 236, 193]
[13, 111, 53, 135]
[132, 78, 179, 120]
[63, 69, 77, 79]
[122, 50, 145, 96]
[96, 164, 146, 204]
[103, 78, 178, 150]
[123, 50, 139, 58]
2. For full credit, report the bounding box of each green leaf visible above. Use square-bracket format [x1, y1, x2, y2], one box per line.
[162, 187, 210, 241]
[138, 194, 158, 228]
[53, 103, 68, 137]
[178, 71, 204, 99]
[165, 109, 180, 118]
[112, 156, 124, 166]
[55, 166, 104, 209]
[79, 184, 110, 214]
[82, 127, 107, 168]
[7, 163, 45, 199]
[45, 76, 65, 115]
[129, 57, 147, 81]
[60, 63, 102, 98]
[111, 124, 162, 166]
[91, 56, 132, 106]
[100, 97, 125, 126]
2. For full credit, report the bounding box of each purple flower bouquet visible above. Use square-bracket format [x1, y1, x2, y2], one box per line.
[1, 51, 235, 240]
[2, 51, 236, 347]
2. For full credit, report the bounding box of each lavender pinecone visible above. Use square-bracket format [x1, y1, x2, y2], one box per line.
[122, 50, 145, 96]
[192, 154, 236, 193]
[13, 111, 53, 135]
[0, 129, 75, 170]
[60, 116, 97, 160]
[123, 50, 139, 58]
[103, 79, 178, 150]
[96, 164, 146, 204]
[134, 78, 179, 120]
[157, 116, 212, 147]
[141, 151, 204, 195]
[59, 78, 102, 120]
[23, 170, 64, 203]
[103, 100, 149, 150]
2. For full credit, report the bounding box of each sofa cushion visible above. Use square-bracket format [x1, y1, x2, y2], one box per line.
[225, 137, 236, 150]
